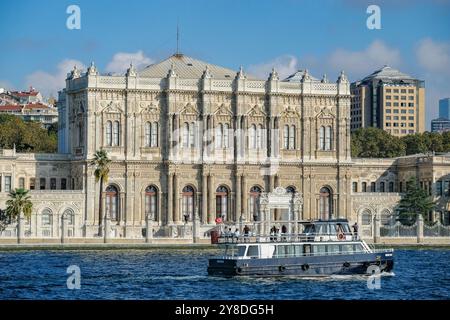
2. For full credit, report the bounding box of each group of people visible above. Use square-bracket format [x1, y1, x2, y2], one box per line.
[270, 225, 288, 241]
[222, 225, 252, 243]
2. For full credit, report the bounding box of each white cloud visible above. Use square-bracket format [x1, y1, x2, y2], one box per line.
[247, 55, 299, 80]
[105, 50, 153, 74]
[25, 59, 86, 98]
[327, 40, 402, 78]
[416, 38, 450, 74]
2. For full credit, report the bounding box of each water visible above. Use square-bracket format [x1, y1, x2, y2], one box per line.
[0, 249, 449, 300]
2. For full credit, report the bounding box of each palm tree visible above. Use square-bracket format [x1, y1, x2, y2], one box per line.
[90, 149, 111, 234]
[5, 188, 33, 222]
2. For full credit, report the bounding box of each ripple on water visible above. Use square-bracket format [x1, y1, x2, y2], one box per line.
[0, 249, 449, 300]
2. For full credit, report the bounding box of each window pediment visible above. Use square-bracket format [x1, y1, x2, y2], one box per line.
[100, 101, 124, 114]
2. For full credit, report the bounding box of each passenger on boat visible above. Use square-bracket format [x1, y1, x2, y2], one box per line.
[270, 226, 277, 241]
[233, 228, 240, 243]
[281, 225, 287, 242]
[243, 225, 250, 242]
[352, 222, 359, 240]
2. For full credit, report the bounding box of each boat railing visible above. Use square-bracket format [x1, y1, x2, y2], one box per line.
[216, 248, 394, 260]
[217, 232, 359, 244]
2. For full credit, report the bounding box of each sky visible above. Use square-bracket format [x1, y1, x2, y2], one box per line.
[0, 0, 449, 129]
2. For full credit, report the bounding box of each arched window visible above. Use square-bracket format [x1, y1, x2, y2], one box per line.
[325, 126, 332, 150]
[352, 182, 358, 192]
[380, 182, 385, 192]
[113, 121, 120, 146]
[151, 122, 158, 147]
[64, 208, 75, 226]
[106, 121, 112, 146]
[286, 186, 296, 194]
[289, 125, 296, 149]
[145, 122, 151, 147]
[249, 124, 256, 149]
[183, 122, 189, 148]
[106, 185, 119, 221]
[215, 124, 223, 149]
[250, 186, 262, 221]
[319, 126, 325, 150]
[145, 185, 158, 221]
[78, 122, 83, 147]
[257, 124, 263, 149]
[389, 181, 394, 192]
[190, 122, 195, 147]
[319, 187, 332, 220]
[182, 186, 195, 222]
[371, 182, 376, 192]
[42, 208, 52, 226]
[284, 125, 289, 149]
[216, 186, 229, 220]
[362, 182, 367, 192]
[223, 123, 229, 148]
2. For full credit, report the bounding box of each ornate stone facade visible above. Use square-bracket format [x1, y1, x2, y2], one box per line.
[1, 54, 450, 240]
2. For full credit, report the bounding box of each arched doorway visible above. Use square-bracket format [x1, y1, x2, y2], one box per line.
[250, 186, 262, 221]
[145, 185, 158, 221]
[361, 210, 373, 237]
[41, 208, 53, 237]
[182, 185, 195, 222]
[319, 187, 333, 220]
[63, 208, 75, 237]
[216, 185, 229, 221]
[105, 185, 119, 222]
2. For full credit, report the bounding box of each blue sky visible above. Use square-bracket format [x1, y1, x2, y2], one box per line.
[1, 0, 449, 127]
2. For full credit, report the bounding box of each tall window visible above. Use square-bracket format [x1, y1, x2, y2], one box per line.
[183, 122, 195, 148]
[223, 123, 230, 148]
[151, 122, 158, 147]
[145, 122, 151, 147]
[284, 125, 289, 149]
[30, 178, 35, 190]
[182, 186, 195, 222]
[362, 182, 367, 192]
[325, 126, 332, 150]
[215, 124, 223, 148]
[380, 182, 385, 192]
[389, 182, 394, 192]
[250, 186, 262, 221]
[189, 122, 195, 147]
[319, 187, 332, 220]
[19, 177, 25, 189]
[216, 186, 229, 220]
[256, 124, 264, 149]
[61, 178, 67, 190]
[64, 209, 75, 226]
[113, 121, 120, 146]
[319, 126, 325, 150]
[249, 124, 256, 149]
[371, 182, 376, 192]
[50, 178, 57, 190]
[78, 122, 83, 147]
[42, 208, 52, 226]
[106, 121, 112, 146]
[289, 125, 295, 149]
[183, 122, 189, 147]
[40, 178, 46, 190]
[352, 182, 358, 192]
[436, 181, 442, 196]
[4, 176, 11, 192]
[105, 185, 119, 221]
[145, 185, 158, 221]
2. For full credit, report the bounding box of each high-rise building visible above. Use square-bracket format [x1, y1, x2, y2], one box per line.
[431, 117, 450, 133]
[351, 66, 425, 137]
[439, 98, 450, 119]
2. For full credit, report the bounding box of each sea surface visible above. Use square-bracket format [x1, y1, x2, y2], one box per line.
[0, 249, 449, 300]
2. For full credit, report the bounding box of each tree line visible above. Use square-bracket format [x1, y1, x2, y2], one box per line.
[351, 127, 450, 158]
[0, 114, 57, 153]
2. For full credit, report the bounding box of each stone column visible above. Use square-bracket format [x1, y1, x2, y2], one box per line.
[242, 175, 247, 222]
[417, 214, 424, 244]
[208, 174, 215, 224]
[373, 214, 380, 243]
[145, 214, 153, 243]
[235, 174, 241, 224]
[17, 211, 24, 244]
[61, 214, 67, 244]
[104, 214, 111, 243]
[202, 173, 208, 224]
[193, 206, 200, 243]
[173, 174, 180, 223]
[167, 173, 173, 225]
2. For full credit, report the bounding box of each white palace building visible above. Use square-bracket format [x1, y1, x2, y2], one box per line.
[1, 53, 450, 243]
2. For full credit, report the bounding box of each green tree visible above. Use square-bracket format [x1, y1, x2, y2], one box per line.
[401, 133, 428, 155]
[90, 149, 111, 233]
[397, 177, 435, 225]
[351, 127, 405, 158]
[1, 188, 33, 231]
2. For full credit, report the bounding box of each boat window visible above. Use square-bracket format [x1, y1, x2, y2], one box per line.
[247, 245, 259, 258]
[330, 224, 338, 235]
[303, 244, 312, 256]
[341, 244, 353, 254]
[353, 244, 364, 253]
[327, 244, 340, 254]
[294, 245, 302, 256]
[286, 245, 295, 257]
[313, 244, 326, 255]
[237, 246, 247, 257]
[303, 224, 315, 233]
[342, 224, 351, 233]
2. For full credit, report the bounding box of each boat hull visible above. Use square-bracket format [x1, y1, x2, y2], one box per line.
[207, 251, 394, 277]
